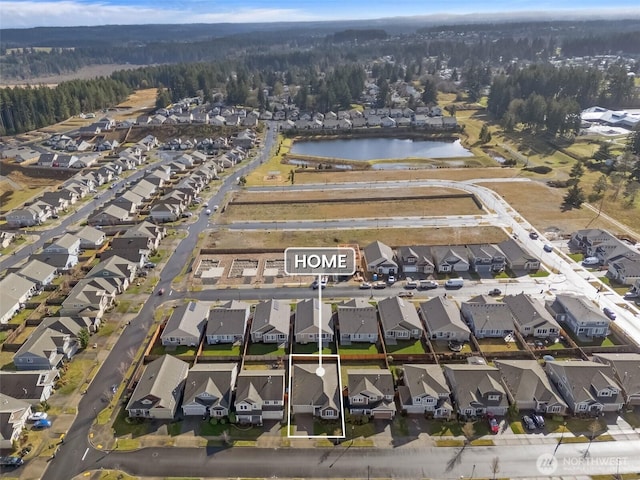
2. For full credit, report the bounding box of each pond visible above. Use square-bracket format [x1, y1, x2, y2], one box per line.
[289, 137, 473, 160]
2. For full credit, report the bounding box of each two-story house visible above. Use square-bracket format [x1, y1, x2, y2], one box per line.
[294, 299, 334, 345]
[337, 298, 378, 345]
[234, 370, 286, 425]
[546, 294, 610, 339]
[592, 353, 640, 408]
[347, 369, 396, 419]
[250, 299, 290, 345]
[431, 246, 470, 273]
[291, 362, 341, 420]
[545, 360, 624, 415]
[467, 244, 506, 274]
[397, 245, 435, 276]
[0, 394, 31, 449]
[399, 364, 452, 418]
[13, 318, 81, 370]
[363, 241, 398, 276]
[181, 363, 238, 418]
[443, 364, 509, 418]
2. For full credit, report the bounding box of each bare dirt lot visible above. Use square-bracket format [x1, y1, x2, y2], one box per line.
[0, 166, 66, 213]
[206, 226, 507, 251]
[479, 180, 625, 236]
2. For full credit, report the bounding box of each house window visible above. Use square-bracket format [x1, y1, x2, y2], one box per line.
[487, 394, 500, 401]
[599, 390, 611, 397]
[549, 406, 561, 413]
[577, 403, 587, 411]
[237, 404, 249, 411]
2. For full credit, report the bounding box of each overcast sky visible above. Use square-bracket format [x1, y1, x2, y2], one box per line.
[2, 0, 640, 28]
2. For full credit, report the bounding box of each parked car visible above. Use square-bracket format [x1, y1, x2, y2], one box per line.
[144, 262, 156, 269]
[205, 209, 212, 215]
[419, 280, 438, 290]
[311, 280, 326, 290]
[387, 275, 396, 285]
[488, 288, 502, 296]
[398, 291, 414, 298]
[0, 456, 23, 467]
[448, 341, 463, 352]
[181, 212, 193, 218]
[603, 307, 617, 320]
[359, 282, 372, 290]
[529, 232, 539, 240]
[405, 279, 418, 289]
[543, 244, 553, 253]
[373, 281, 387, 289]
[521, 415, 536, 431]
[33, 419, 52, 429]
[488, 413, 500, 434]
[27, 412, 48, 422]
[532, 414, 545, 428]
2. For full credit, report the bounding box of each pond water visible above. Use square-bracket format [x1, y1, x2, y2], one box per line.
[289, 137, 473, 160]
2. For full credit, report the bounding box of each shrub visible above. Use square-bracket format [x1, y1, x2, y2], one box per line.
[523, 166, 552, 174]
[210, 418, 218, 425]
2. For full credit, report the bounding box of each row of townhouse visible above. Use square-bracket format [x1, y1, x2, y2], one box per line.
[280, 114, 457, 132]
[570, 229, 640, 286]
[125, 353, 640, 425]
[159, 289, 610, 356]
[363, 239, 541, 276]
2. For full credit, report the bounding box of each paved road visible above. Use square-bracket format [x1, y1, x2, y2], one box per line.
[55, 439, 640, 479]
[40, 126, 277, 480]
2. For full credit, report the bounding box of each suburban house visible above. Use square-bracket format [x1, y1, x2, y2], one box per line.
[398, 364, 453, 418]
[249, 299, 290, 345]
[443, 364, 509, 417]
[431, 246, 470, 273]
[60, 277, 117, 320]
[495, 360, 568, 415]
[291, 362, 341, 419]
[363, 240, 398, 275]
[16, 259, 57, 288]
[497, 239, 541, 272]
[161, 301, 209, 347]
[44, 233, 81, 256]
[206, 300, 250, 345]
[32, 250, 78, 272]
[0, 370, 59, 405]
[593, 353, 640, 407]
[234, 370, 286, 425]
[546, 294, 610, 339]
[0, 394, 31, 449]
[5, 204, 51, 227]
[13, 317, 83, 370]
[89, 205, 133, 226]
[378, 296, 423, 341]
[0, 290, 22, 325]
[347, 369, 396, 419]
[294, 299, 334, 345]
[126, 355, 189, 419]
[467, 244, 506, 274]
[0, 272, 37, 307]
[181, 363, 238, 418]
[461, 295, 515, 339]
[571, 228, 638, 266]
[607, 256, 640, 286]
[545, 360, 624, 415]
[419, 296, 470, 343]
[74, 225, 106, 249]
[503, 294, 561, 339]
[397, 245, 435, 275]
[337, 298, 379, 345]
[120, 221, 166, 250]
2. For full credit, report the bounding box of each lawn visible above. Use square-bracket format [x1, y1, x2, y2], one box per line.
[198, 420, 263, 439]
[385, 339, 426, 354]
[150, 345, 198, 356]
[313, 419, 343, 437]
[246, 342, 287, 356]
[98, 470, 139, 480]
[115, 300, 131, 314]
[112, 408, 149, 437]
[477, 338, 524, 353]
[114, 438, 141, 450]
[200, 344, 241, 356]
[338, 343, 380, 355]
[56, 359, 95, 395]
[96, 321, 117, 338]
[292, 343, 336, 355]
[8, 308, 36, 325]
[390, 415, 409, 436]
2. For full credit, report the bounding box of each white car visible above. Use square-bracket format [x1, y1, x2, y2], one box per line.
[28, 412, 48, 422]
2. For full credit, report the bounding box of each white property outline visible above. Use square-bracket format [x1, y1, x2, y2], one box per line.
[287, 354, 346, 439]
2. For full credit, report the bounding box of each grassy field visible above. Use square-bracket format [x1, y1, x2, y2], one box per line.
[200, 344, 241, 356]
[246, 343, 286, 356]
[480, 180, 626, 236]
[222, 196, 480, 222]
[206, 226, 508, 250]
[385, 339, 426, 354]
[245, 135, 292, 187]
[0, 170, 59, 213]
[56, 359, 95, 395]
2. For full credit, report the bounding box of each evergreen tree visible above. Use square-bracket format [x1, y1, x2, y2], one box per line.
[421, 77, 438, 105]
[568, 161, 585, 185]
[594, 142, 611, 162]
[564, 183, 585, 208]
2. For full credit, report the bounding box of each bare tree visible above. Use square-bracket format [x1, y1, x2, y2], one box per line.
[461, 422, 475, 445]
[491, 456, 500, 480]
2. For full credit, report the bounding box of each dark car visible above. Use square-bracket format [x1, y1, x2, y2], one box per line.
[532, 414, 545, 428]
[603, 307, 617, 320]
[488, 288, 502, 296]
[529, 232, 539, 240]
[543, 244, 553, 253]
[521, 415, 536, 431]
[0, 456, 23, 467]
[18, 446, 32, 458]
[311, 280, 326, 290]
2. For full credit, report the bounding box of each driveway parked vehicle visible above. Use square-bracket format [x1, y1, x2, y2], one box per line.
[532, 414, 545, 428]
[488, 413, 500, 434]
[27, 412, 48, 422]
[521, 415, 536, 431]
[33, 419, 52, 429]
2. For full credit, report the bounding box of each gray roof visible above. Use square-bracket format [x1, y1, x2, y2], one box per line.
[182, 363, 237, 409]
[291, 363, 340, 411]
[419, 296, 470, 336]
[403, 364, 450, 399]
[461, 296, 515, 332]
[378, 296, 422, 334]
[14, 317, 84, 363]
[87, 255, 136, 279]
[467, 243, 503, 259]
[444, 364, 508, 410]
[592, 353, 640, 398]
[363, 240, 397, 267]
[0, 273, 35, 301]
[347, 368, 394, 398]
[0, 370, 58, 402]
[551, 294, 609, 326]
[126, 355, 189, 412]
[503, 293, 560, 331]
[497, 239, 538, 266]
[162, 301, 209, 340]
[46, 233, 79, 251]
[235, 370, 285, 406]
[397, 245, 433, 267]
[546, 360, 622, 405]
[337, 299, 378, 336]
[431, 245, 469, 267]
[0, 393, 31, 443]
[75, 225, 105, 245]
[17, 259, 57, 284]
[294, 299, 333, 336]
[250, 299, 290, 337]
[495, 360, 566, 407]
[207, 300, 250, 337]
